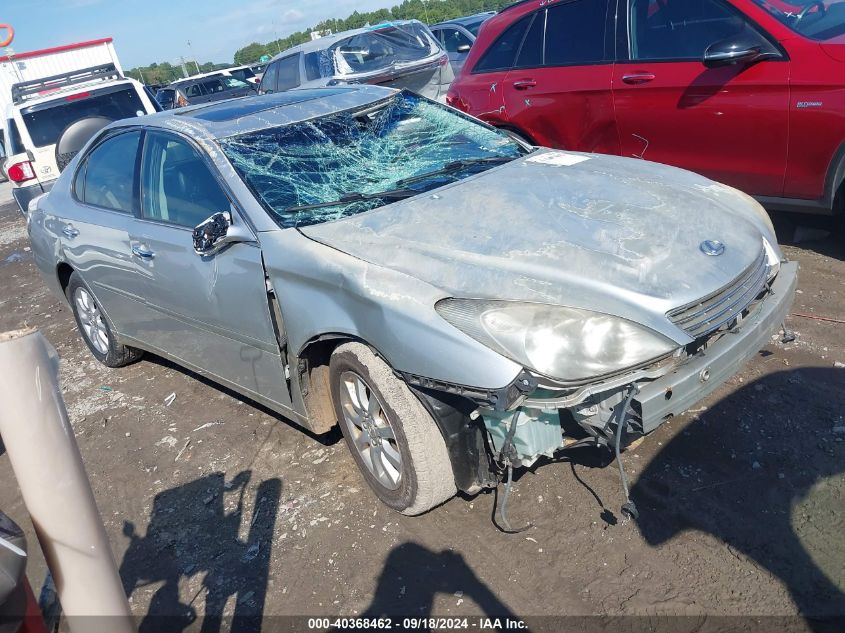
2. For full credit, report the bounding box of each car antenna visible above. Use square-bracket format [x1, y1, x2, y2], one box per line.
[492, 409, 533, 534]
[613, 384, 640, 521]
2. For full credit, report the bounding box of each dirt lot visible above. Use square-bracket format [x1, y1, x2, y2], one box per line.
[0, 182, 843, 632]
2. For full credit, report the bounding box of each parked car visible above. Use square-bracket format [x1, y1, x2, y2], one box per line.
[258, 20, 454, 101]
[3, 64, 159, 215]
[29, 86, 796, 516]
[430, 11, 496, 74]
[447, 0, 845, 218]
[224, 65, 260, 86]
[156, 73, 255, 109]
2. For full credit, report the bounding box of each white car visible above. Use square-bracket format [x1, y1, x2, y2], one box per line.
[258, 20, 453, 102]
[3, 63, 158, 215]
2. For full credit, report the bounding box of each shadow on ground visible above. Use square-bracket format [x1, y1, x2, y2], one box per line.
[633, 367, 845, 631]
[119, 470, 280, 633]
[357, 542, 518, 619]
[770, 212, 844, 261]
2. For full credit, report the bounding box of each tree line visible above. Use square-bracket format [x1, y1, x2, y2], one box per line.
[128, 0, 512, 83]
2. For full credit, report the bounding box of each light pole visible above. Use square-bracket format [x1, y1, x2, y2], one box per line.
[186, 40, 201, 74]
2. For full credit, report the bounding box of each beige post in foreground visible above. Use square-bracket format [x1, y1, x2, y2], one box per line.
[0, 328, 135, 633]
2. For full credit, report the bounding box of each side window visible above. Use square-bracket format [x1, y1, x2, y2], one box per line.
[80, 131, 141, 212]
[473, 15, 532, 73]
[544, 0, 607, 66]
[275, 55, 301, 91]
[259, 61, 279, 94]
[515, 13, 545, 68]
[184, 83, 205, 98]
[430, 28, 444, 45]
[140, 132, 230, 228]
[304, 52, 323, 81]
[629, 0, 762, 61]
[7, 119, 24, 155]
[441, 28, 473, 53]
[201, 79, 224, 94]
[73, 157, 87, 199]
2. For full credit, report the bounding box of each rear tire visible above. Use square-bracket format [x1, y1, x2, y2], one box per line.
[329, 343, 456, 515]
[66, 271, 143, 367]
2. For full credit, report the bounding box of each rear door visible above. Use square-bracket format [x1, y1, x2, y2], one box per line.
[127, 129, 290, 406]
[61, 129, 151, 333]
[183, 81, 209, 104]
[612, 0, 789, 195]
[501, 0, 617, 151]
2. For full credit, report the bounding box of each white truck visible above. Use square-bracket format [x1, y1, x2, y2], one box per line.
[1, 38, 159, 214]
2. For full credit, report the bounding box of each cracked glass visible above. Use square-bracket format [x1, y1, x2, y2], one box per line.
[219, 91, 526, 228]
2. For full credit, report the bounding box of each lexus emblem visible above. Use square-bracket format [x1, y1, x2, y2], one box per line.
[700, 240, 726, 256]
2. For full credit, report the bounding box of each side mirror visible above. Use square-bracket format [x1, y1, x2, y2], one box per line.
[192, 211, 252, 256]
[456, 43, 471, 53]
[703, 38, 761, 68]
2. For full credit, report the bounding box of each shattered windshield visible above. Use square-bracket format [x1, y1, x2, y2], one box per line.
[331, 23, 440, 76]
[219, 92, 526, 228]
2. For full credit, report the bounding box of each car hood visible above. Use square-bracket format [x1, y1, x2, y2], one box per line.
[300, 150, 774, 343]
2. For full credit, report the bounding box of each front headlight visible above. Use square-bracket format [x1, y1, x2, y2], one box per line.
[436, 299, 678, 383]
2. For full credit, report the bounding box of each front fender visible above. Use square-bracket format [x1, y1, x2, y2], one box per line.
[259, 229, 522, 391]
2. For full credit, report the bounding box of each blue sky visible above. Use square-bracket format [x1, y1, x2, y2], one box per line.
[2, 0, 399, 68]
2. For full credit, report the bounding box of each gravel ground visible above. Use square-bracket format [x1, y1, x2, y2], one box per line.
[0, 183, 842, 632]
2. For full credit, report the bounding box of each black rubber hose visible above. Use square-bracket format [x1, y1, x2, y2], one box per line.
[493, 410, 532, 533]
[614, 385, 640, 519]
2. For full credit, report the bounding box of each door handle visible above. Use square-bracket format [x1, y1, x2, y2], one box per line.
[622, 73, 656, 85]
[512, 79, 536, 90]
[131, 245, 155, 259]
[62, 225, 79, 239]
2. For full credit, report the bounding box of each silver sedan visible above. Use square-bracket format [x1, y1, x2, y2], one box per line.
[28, 86, 797, 516]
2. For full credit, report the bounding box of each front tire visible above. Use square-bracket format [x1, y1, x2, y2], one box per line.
[329, 343, 456, 515]
[66, 271, 143, 367]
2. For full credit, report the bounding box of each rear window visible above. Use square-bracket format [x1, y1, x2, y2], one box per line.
[21, 85, 146, 148]
[330, 23, 440, 76]
[228, 68, 256, 82]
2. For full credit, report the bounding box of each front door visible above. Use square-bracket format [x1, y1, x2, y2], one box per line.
[128, 130, 290, 408]
[612, 0, 790, 196]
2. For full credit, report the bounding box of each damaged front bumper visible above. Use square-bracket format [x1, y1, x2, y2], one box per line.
[479, 261, 798, 467]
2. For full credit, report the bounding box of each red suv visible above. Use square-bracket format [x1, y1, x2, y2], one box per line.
[447, 0, 845, 217]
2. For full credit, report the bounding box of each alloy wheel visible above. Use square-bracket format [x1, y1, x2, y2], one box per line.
[338, 370, 402, 490]
[74, 287, 109, 355]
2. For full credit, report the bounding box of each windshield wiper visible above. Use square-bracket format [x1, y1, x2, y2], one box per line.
[283, 187, 419, 213]
[395, 156, 514, 187]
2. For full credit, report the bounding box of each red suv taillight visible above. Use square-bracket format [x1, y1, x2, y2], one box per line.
[7, 161, 36, 183]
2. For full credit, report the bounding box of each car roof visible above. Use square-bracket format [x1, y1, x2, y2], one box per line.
[9, 76, 140, 110]
[268, 20, 427, 59]
[107, 85, 397, 141]
[170, 71, 225, 86]
[431, 12, 496, 28]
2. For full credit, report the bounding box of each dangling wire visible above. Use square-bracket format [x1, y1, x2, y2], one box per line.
[614, 384, 640, 520]
[493, 410, 532, 533]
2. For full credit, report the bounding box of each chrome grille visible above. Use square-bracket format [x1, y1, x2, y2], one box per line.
[668, 248, 769, 339]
